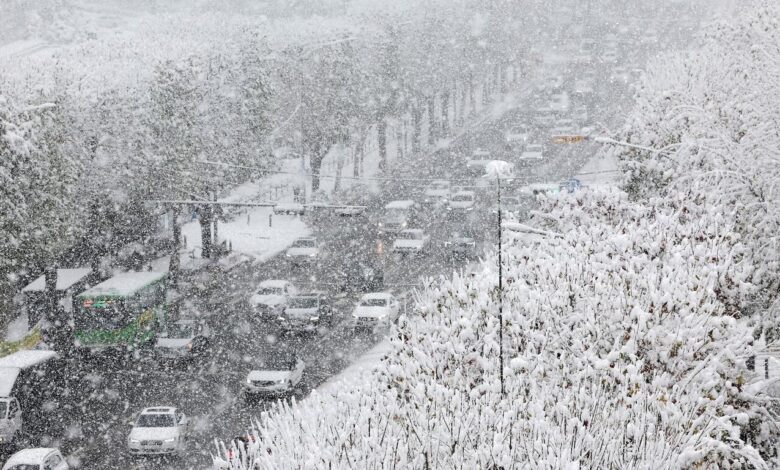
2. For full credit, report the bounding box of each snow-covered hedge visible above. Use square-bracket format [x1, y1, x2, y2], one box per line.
[214, 3, 780, 468]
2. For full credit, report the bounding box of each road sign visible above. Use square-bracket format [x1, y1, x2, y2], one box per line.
[551, 135, 587, 144]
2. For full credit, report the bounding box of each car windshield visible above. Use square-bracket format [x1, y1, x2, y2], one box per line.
[288, 297, 319, 309]
[451, 194, 473, 202]
[401, 232, 424, 240]
[292, 239, 315, 248]
[264, 356, 297, 370]
[166, 322, 195, 338]
[258, 287, 284, 296]
[361, 298, 388, 307]
[136, 413, 175, 427]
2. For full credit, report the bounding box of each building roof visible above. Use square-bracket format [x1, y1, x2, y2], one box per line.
[77, 272, 167, 298]
[21, 268, 91, 292]
[0, 350, 57, 370]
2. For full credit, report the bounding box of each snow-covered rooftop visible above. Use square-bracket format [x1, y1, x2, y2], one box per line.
[21, 268, 91, 292]
[0, 350, 57, 370]
[78, 272, 167, 297]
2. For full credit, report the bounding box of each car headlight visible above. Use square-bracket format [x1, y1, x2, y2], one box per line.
[310, 316, 319, 322]
[246, 377, 253, 384]
[401, 221, 407, 227]
[164, 437, 176, 443]
[129, 438, 140, 444]
[285, 253, 291, 257]
[276, 379, 287, 385]
[186, 342, 193, 351]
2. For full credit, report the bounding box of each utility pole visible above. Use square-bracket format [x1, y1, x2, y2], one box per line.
[169, 205, 181, 289]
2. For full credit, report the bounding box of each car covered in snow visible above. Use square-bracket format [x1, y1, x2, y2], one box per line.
[444, 234, 477, 258]
[127, 407, 189, 456]
[422, 179, 451, 205]
[285, 237, 320, 263]
[249, 280, 297, 317]
[243, 356, 305, 398]
[379, 200, 417, 234]
[351, 293, 401, 329]
[278, 293, 334, 331]
[2, 448, 69, 470]
[391, 229, 430, 255]
[448, 190, 476, 211]
[519, 144, 544, 162]
[505, 125, 530, 146]
[466, 148, 493, 175]
[154, 319, 211, 361]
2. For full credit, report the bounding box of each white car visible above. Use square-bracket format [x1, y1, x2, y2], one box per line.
[519, 144, 544, 162]
[244, 357, 305, 397]
[352, 293, 400, 329]
[127, 407, 189, 456]
[285, 237, 319, 263]
[423, 180, 451, 205]
[0, 397, 22, 445]
[505, 125, 530, 145]
[2, 448, 68, 470]
[391, 229, 430, 254]
[154, 319, 211, 360]
[249, 280, 297, 316]
[278, 293, 334, 331]
[448, 191, 476, 211]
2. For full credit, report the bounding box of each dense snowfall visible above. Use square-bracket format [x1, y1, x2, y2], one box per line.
[212, 3, 780, 469]
[3, 0, 780, 469]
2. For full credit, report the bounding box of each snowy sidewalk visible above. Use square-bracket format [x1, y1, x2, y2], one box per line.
[316, 340, 391, 396]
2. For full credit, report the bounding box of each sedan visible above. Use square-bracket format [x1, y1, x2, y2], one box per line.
[391, 229, 430, 255]
[244, 357, 305, 398]
[2, 448, 69, 470]
[352, 293, 400, 330]
[127, 407, 189, 456]
[154, 319, 211, 361]
[285, 237, 320, 263]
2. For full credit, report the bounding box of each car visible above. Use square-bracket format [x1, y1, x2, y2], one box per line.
[466, 148, 492, 176]
[249, 280, 297, 317]
[2, 448, 69, 470]
[444, 234, 477, 258]
[244, 356, 305, 397]
[391, 229, 430, 255]
[285, 237, 319, 263]
[154, 319, 211, 360]
[423, 179, 451, 205]
[573, 106, 589, 124]
[351, 293, 401, 329]
[0, 397, 22, 446]
[127, 407, 189, 456]
[534, 107, 556, 127]
[505, 125, 530, 146]
[519, 144, 544, 162]
[278, 293, 334, 331]
[550, 119, 576, 137]
[448, 191, 476, 211]
[379, 200, 417, 234]
[601, 49, 618, 64]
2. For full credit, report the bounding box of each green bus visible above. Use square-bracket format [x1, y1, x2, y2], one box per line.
[74, 272, 168, 353]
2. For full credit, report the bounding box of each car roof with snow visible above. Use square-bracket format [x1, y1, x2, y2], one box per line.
[3, 447, 60, 466]
[258, 279, 290, 289]
[385, 200, 415, 209]
[399, 229, 424, 235]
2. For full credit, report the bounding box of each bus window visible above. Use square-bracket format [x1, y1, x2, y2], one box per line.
[75, 299, 130, 331]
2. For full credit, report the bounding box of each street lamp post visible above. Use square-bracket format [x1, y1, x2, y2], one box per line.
[486, 160, 511, 397]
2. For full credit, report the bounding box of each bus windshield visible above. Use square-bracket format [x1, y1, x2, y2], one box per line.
[75, 298, 131, 331]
